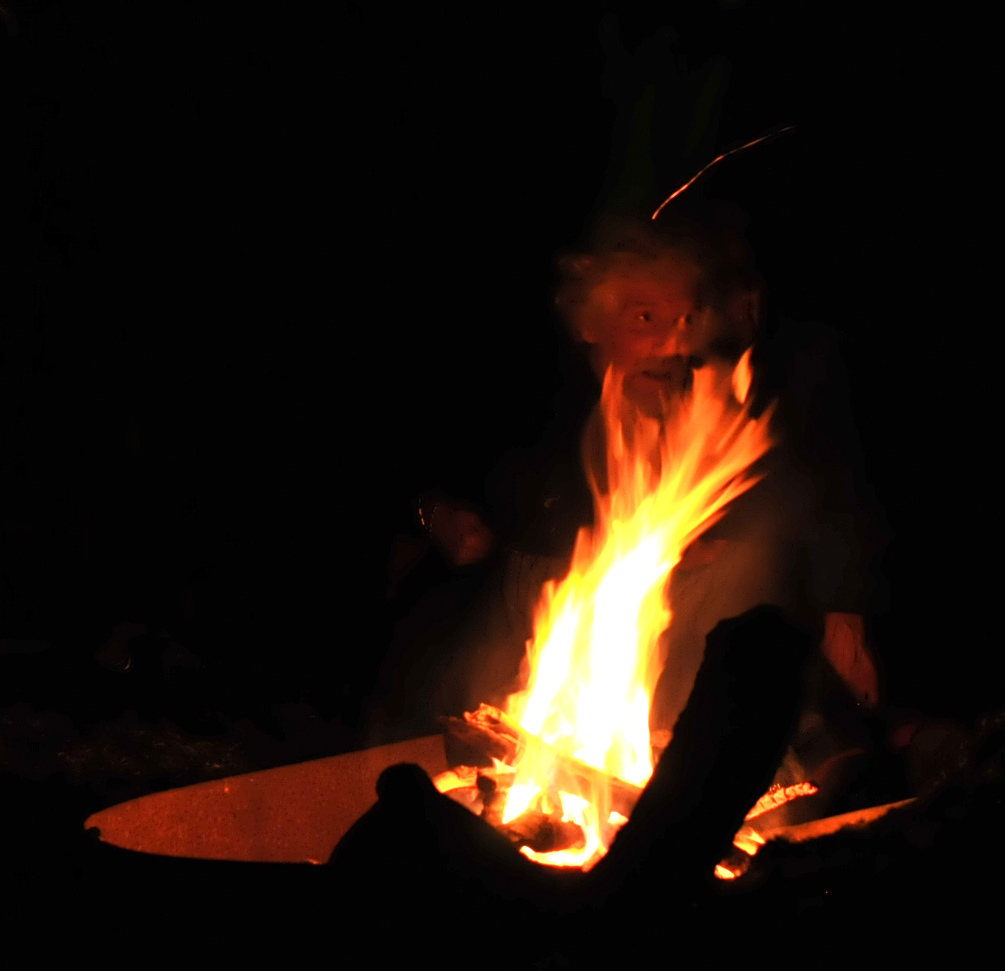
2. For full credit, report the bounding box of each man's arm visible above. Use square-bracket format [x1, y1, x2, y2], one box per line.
[821, 612, 879, 708]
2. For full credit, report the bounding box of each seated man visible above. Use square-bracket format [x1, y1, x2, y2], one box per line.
[553, 204, 885, 817]
[373, 201, 888, 818]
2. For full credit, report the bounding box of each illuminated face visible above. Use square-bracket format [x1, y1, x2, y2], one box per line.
[580, 250, 758, 419]
[581, 252, 706, 417]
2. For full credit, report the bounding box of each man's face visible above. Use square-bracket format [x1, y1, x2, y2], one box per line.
[582, 253, 707, 417]
[581, 250, 759, 418]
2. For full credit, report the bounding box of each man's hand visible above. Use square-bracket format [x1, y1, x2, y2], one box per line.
[821, 612, 879, 708]
[421, 496, 495, 567]
[95, 620, 146, 671]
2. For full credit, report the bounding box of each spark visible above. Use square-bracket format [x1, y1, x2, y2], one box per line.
[651, 125, 796, 221]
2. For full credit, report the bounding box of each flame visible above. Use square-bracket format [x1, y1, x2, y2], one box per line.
[502, 783, 540, 824]
[502, 358, 775, 868]
[732, 347, 753, 405]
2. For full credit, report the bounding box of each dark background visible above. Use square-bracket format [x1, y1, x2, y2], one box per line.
[1, 1, 999, 748]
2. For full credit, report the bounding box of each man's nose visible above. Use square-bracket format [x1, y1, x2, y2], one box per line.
[652, 315, 692, 355]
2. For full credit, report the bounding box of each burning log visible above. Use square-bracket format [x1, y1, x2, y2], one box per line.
[439, 706, 514, 764]
[766, 797, 915, 843]
[440, 703, 644, 818]
[487, 803, 587, 854]
[441, 703, 819, 853]
[430, 764, 478, 793]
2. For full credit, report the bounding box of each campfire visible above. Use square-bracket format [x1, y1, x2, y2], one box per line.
[433, 351, 817, 874]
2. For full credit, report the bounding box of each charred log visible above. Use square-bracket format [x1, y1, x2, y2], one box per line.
[488, 805, 586, 854]
[587, 605, 812, 908]
[328, 762, 579, 938]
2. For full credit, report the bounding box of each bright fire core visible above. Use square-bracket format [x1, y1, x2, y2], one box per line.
[502, 352, 774, 868]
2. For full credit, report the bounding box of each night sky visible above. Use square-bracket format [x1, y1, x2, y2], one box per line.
[2, 3, 999, 726]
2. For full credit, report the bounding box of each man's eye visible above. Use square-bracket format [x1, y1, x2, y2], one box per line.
[623, 308, 655, 330]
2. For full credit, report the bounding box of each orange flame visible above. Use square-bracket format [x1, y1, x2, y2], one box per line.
[732, 346, 753, 405]
[502, 358, 775, 868]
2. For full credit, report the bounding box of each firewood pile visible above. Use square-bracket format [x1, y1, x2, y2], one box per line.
[437, 702, 820, 864]
[437, 704, 628, 857]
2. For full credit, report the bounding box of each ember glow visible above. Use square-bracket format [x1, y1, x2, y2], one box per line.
[499, 353, 775, 868]
[650, 125, 796, 220]
[744, 781, 819, 822]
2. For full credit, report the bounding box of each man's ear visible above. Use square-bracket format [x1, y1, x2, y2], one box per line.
[575, 304, 603, 344]
[730, 287, 762, 346]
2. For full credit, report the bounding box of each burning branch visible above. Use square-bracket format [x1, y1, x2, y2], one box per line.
[440, 704, 644, 819]
[442, 705, 821, 832]
[744, 781, 819, 821]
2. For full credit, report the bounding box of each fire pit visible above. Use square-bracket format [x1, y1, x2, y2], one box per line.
[86, 350, 919, 898]
[84, 734, 447, 863]
[89, 355, 830, 877]
[437, 702, 825, 877]
[83, 726, 906, 871]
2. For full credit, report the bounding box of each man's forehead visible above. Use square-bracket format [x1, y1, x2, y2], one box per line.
[594, 255, 702, 308]
[620, 279, 691, 303]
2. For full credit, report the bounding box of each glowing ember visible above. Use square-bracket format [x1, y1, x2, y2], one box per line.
[732, 828, 766, 856]
[744, 781, 819, 821]
[498, 356, 776, 868]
